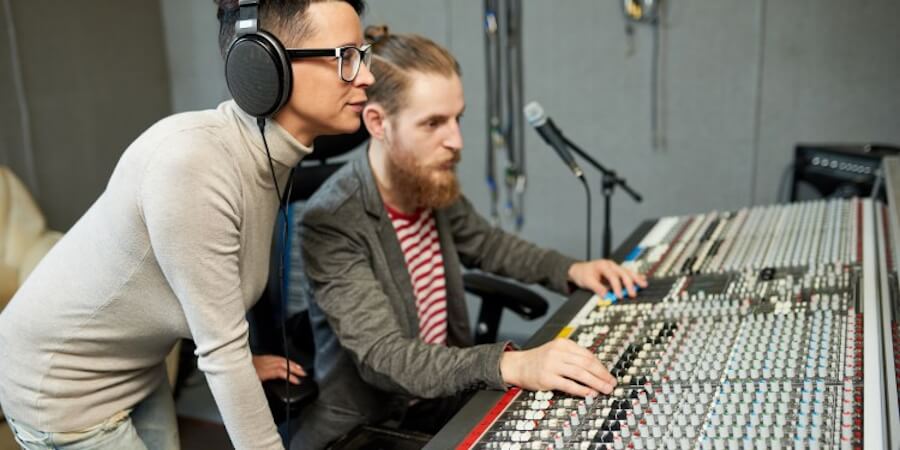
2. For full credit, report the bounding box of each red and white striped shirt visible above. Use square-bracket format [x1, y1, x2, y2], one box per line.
[386, 205, 448, 345]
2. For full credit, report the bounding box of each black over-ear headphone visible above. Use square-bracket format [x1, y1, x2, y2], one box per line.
[225, 0, 292, 118]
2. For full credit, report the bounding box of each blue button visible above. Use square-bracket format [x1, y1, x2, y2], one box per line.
[624, 246, 643, 262]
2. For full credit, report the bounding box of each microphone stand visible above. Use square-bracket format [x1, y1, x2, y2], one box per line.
[561, 135, 643, 259]
[578, 174, 592, 261]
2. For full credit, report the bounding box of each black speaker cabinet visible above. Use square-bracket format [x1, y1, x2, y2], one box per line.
[791, 143, 900, 201]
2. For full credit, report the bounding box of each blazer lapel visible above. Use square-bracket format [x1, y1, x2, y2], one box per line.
[354, 153, 420, 336]
[434, 208, 473, 347]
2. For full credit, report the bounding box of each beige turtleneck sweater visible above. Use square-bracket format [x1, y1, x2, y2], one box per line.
[0, 100, 310, 449]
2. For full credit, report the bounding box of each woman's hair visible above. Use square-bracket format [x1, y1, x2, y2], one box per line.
[214, 0, 366, 57]
[364, 25, 461, 116]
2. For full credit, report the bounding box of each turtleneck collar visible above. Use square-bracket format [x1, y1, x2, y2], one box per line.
[223, 100, 313, 169]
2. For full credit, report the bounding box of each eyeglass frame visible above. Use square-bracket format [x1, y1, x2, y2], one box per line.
[285, 44, 373, 82]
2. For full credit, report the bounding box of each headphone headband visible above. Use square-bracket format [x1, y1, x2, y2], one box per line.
[236, 0, 259, 35]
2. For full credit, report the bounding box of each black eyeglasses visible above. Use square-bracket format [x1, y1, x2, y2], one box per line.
[285, 44, 373, 82]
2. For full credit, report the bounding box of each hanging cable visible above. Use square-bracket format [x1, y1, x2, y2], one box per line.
[484, 0, 526, 232]
[621, 0, 666, 150]
[257, 118, 295, 440]
[580, 175, 592, 261]
[507, 0, 526, 231]
[484, 0, 502, 226]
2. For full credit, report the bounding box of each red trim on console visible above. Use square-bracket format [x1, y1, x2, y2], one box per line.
[456, 388, 522, 450]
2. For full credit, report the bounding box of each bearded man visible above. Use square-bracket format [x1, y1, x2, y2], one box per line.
[290, 28, 646, 449]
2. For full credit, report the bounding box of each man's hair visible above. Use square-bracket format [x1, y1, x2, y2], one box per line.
[214, 0, 366, 57]
[364, 25, 461, 116]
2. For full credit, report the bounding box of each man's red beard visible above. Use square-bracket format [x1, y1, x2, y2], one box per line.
[386, 150, 461, 210]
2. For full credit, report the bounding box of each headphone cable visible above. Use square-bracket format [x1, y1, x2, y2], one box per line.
[257, 117, 295, 442]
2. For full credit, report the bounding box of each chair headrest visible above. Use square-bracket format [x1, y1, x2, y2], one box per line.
[309, 125, 370, 162]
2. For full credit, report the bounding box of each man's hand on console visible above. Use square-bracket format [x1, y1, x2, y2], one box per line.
[568, 259, 647, 299]
[499, 338, 616, 397]
[253, 354, 306, 384]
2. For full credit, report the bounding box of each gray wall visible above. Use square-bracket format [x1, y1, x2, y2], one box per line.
[754, 1, 900, 201]
[0, 1, 31, 191]
[160, 0, 230, 113]
[0, 0, 172, 230]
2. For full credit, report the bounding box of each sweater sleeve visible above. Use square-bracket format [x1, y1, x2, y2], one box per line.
[140, 134, 283, 450]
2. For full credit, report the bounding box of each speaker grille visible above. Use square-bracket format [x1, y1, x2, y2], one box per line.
[225, 38, 284, 118]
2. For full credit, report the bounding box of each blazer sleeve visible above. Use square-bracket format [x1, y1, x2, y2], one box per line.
[447, 196, 579, 295]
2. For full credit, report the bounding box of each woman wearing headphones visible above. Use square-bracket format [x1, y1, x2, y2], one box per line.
[0, 1, 372, 449]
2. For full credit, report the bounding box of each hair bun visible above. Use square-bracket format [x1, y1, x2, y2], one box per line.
[215, 0, 238, 20]
[364, 25, 390, 45]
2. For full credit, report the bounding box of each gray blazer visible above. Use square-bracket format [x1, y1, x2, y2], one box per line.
[295, 152, 577, 446]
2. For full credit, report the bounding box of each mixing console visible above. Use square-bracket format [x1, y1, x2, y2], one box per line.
[453, 197, 900, 450]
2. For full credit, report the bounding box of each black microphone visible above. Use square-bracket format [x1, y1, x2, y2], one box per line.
[524, 101, 584, 178]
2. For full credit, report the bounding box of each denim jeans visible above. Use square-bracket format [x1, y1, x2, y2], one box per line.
[6, 380, 179, 450]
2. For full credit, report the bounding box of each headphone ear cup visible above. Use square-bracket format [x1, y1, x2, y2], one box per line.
[225, 31, 292, 118]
